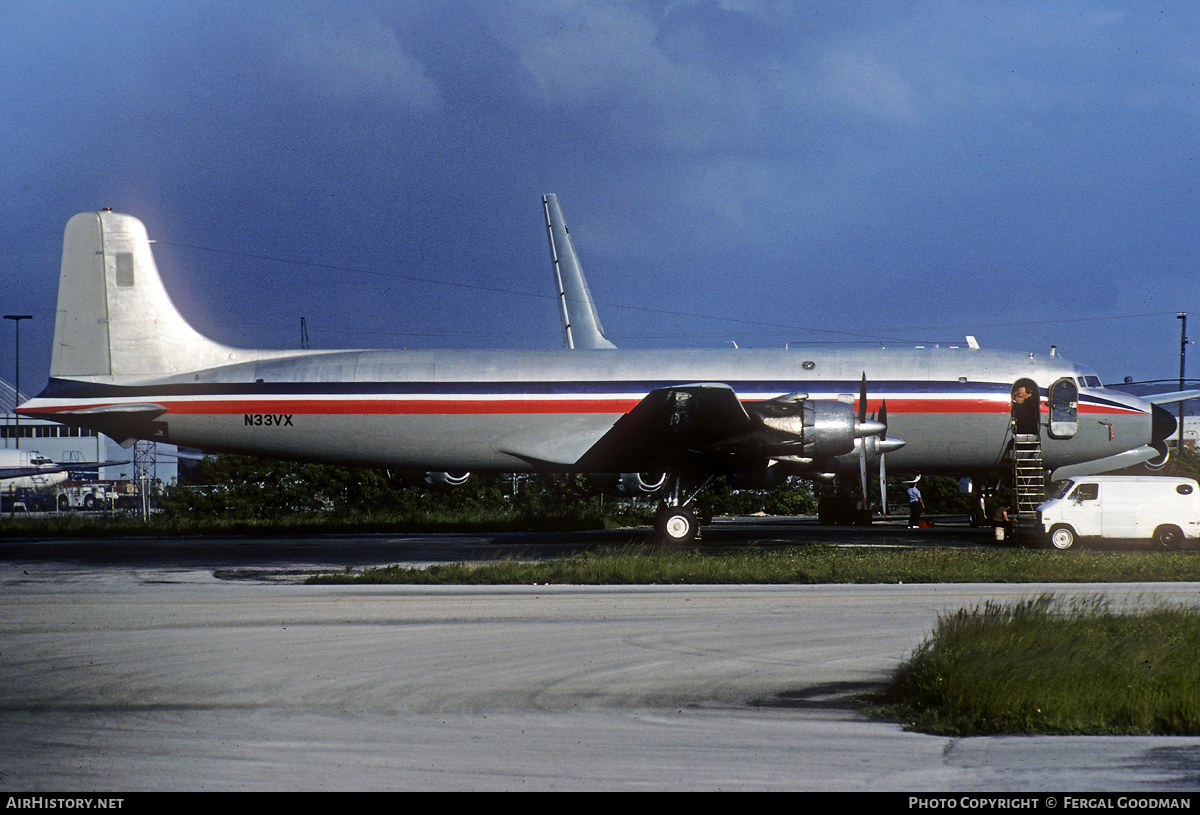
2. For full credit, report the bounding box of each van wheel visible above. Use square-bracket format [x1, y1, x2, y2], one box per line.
[1047, 525, 1077, 551]
[1153, 525, 1183, 551]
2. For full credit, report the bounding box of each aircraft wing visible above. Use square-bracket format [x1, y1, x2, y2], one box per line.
[0, 465, 57, 481]
[0, 458, 134, 481]
[574, 384, 753, 472]
[1146, 390, 1200, 405]
[1049, 445, 1162, 482]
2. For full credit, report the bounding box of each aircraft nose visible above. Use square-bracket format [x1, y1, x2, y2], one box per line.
[1151, 403, 1178, 451]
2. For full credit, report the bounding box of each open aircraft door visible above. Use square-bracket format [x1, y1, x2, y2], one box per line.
[1011, 378, 1040, 435]
[1048, 378, 1079, 439]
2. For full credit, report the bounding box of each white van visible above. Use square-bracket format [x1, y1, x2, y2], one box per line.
[1037, 475, 1200, 550]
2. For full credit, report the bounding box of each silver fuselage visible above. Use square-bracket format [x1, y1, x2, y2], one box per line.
[24, 345, 1157, 478]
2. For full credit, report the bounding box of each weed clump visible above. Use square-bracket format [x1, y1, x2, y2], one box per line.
[877, 594, 1200, 735]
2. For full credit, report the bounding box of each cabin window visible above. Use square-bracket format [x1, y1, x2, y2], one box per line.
[1048, 378, 1078, 439]
[1178, 484, 1193, 495]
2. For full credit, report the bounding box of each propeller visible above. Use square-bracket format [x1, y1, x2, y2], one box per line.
[856, 373, 899, 517]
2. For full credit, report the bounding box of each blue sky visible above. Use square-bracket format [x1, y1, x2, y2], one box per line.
[2, 1, 1198, 398]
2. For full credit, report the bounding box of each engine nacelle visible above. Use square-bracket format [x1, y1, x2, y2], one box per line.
[799, 400, 859, 461]
[618, 472, 668, 495]
[387, 469, 473, 489]
[748, 395, 880, 463]
[424, 471, 471, 488]
[575, 472, 668, 496]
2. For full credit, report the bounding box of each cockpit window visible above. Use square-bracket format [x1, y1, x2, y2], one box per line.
[1084, 376, 1102, 388]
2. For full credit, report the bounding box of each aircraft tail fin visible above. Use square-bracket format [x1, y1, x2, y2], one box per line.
[51, 210, 240, 378]
[543, 194, 617, 350]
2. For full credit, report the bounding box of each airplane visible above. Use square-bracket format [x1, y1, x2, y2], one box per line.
[0, 447, 133, 511]
[0, 448, 70, 491]
[17, 199, 1183, 542]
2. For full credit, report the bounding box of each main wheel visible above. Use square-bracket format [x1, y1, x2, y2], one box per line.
[1153, 525, 1183, 551]
[655, 505, 699, 544]
[1047, 524, 1076, 551]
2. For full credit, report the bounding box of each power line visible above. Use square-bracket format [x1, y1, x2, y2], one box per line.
[161, 241, 946, 343]
[162, 240, 1187, 345]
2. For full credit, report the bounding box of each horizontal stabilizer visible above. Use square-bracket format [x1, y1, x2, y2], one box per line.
[47, 403, 169, 418]
[33, 403, 169, 447]
[575, 384, 751, 471]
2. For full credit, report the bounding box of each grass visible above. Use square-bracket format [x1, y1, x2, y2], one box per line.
[0, 505, 635, 538]
[307, 544, 1200, 584]
[875, 594, 1200, 735]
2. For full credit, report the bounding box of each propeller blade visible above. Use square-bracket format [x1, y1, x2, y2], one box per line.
[878, 400, 887, 438]
[858, 373, 868, 425]
[879, 452, 888, 517]
[859, 439, 869, 505]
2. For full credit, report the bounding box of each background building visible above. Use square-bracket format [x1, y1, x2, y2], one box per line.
[2, 377, 180, 484]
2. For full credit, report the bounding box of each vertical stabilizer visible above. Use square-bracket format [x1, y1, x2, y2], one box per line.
[543, 194, 617, 350]
[51, 211, 240, 378]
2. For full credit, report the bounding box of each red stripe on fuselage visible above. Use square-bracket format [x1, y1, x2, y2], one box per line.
[22, 396, 1149, 417]
[172, 398, 643, 415]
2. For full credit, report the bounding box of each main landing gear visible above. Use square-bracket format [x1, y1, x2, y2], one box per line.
[654, 474, 715, 544]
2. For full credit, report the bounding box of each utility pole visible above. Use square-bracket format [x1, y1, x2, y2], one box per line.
[4, 315, 32, 449]
[1179, 312, 1188, 449]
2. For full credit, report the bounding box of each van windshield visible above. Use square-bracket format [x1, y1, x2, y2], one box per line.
[1051, 480, 1075, 499]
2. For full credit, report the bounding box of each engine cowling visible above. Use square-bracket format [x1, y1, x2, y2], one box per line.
[618, 472, 668, 495]
[424, 471, 471, 488]
[386, 469, 473, 489]
[575, 472, 668, 496]
[746, 395, 884, 463]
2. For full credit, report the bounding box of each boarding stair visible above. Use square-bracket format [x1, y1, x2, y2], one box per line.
[1008, 433, 1045, 533]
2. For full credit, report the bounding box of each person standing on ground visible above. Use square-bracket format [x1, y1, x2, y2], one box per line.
[907, 481, 925, 528]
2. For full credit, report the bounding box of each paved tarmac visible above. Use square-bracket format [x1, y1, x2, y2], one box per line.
[2, 519, 1199, 791]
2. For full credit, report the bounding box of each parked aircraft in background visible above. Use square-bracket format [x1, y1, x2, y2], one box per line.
[0, 448, 69, 491]
[18, 200, 1180, 541]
